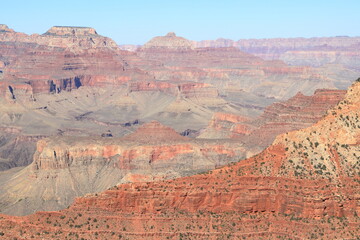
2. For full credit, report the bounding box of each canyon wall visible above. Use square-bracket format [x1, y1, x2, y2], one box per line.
[196, 36, 360, 72]
[0, 81, 359, 239]
[0, 121, 247, 216]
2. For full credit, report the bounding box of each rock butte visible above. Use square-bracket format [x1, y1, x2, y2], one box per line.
[0, 80, 359, 238]
[44, 26, 98, 36]
[142, 32, 194, 50]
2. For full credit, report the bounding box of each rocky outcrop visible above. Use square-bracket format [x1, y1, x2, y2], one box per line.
[1, 81, 359, 239]
[142, 32, 194, 50]
[44, 26, 98, 36]
[0, 24, 13, 32]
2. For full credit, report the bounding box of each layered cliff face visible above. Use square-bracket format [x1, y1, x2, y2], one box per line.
[0, 26, 359, 238]
[137, 33, 352, 100]
[243, 89, 347, 152]
[200, 89, 346, 144]
[0, 27, 268, 137]
[0, 121, 248, 216]
[1, 27, 355, 103]
[196, 36, 360, 73]
[1, 28, 358, 100]
[1, 82, 359, 239]
[0, 81, 240, 175]
[198, 112, 254, 139]
[0, 25, 153, 96]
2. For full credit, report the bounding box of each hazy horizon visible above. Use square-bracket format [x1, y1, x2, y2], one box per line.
[1, 0, 359, 45]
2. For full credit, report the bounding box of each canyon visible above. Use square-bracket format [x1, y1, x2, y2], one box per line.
[0, 72, 359, 240]
[0, 24, 359, 239]
[0, 87, 346, 216]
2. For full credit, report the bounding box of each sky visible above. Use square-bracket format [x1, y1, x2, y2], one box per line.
[0, 0, 359, 45]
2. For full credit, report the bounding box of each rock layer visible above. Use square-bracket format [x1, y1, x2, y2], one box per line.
[44, 26, 98, 36]
[200, 89, 347, 157]
[138, 33, 352, 99]
[196, 36, 360, 72]
[0, 121, 247, 215]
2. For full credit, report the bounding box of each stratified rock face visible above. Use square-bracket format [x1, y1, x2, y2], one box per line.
[1, 82, 359, 239]
[44, 26, 98, 36]
[138, 38, 351, 99]
[0, 25, 118, 49]
[243, 89, 347, 151]
[0, 25, 153, 95]
[142, 32, 194, 50]
[199, 112, 253, 139]
[128, 80, 219, 99]
[0, 121, 247, 216]
[139, 32, 338, 101]
[39, 26, 119, 49]
[0, 27, 356, 102]
[196, 37, 360, 72]
[200, 89, 346, 154]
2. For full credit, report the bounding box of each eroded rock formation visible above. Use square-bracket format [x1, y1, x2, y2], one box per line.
[196, 36, 360, 73]
[200, 89, 347, 157]
[0, 81, 359, 239]
[142, 32, 194, 50]
[0, 121, 247, 216]
[137, 33, 354, 99]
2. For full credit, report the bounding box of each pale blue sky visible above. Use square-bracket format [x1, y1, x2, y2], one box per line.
[0, 0, 358, 44]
